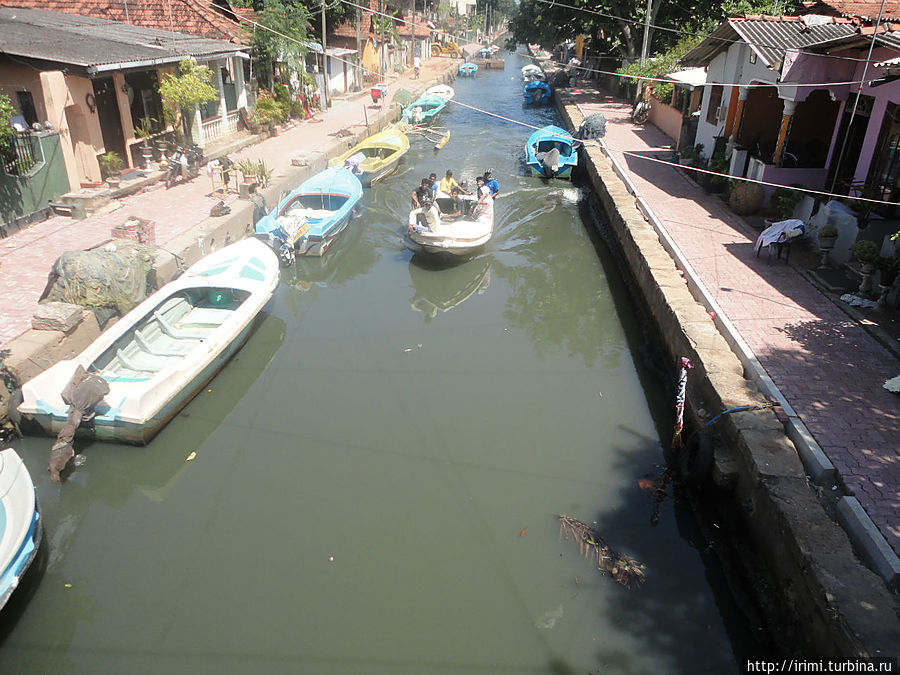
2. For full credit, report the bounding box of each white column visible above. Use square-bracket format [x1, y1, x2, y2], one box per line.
[233, 56, 247, 110]
[216, 60, 228, 128]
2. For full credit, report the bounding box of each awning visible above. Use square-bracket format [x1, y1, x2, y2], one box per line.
[874, 55, 900, 68]
[665, 67, 707, 88]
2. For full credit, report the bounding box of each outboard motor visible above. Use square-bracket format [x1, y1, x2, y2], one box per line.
[542, 147, 561, 177]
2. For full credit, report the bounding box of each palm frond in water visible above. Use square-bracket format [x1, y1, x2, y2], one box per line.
[557, 515, 646, 589]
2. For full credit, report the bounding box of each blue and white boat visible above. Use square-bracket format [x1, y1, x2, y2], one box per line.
[256, 167, 363, 261]
[476, 47, 493, 59]
[400, 95, 447, 125]
[523, 80, 551, 105]
[17, 238, 280, 445]
[458, 62, 478, 77]
[525, 125, 578, 178]
[0, 447, 41, 611]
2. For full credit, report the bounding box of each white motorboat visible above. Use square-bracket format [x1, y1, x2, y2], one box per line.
[0, 447, 41, 611]
[424, 84, 455, 101]
[405, 191, 494, 256]
[17, 238, 280, 444]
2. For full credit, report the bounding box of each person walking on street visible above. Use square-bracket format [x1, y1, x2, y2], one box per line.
[413, 55, 421, 79]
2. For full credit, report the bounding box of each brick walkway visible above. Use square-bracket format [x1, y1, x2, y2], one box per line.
[570, 87, 900, 558]
[0, 58, 454, 346]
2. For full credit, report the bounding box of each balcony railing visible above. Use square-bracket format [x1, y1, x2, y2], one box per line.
[200, 110, 241, 145]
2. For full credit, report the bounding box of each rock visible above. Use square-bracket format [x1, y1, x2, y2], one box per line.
[31, 302, 84, 333]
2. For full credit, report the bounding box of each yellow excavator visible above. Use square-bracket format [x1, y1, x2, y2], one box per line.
[430, 39, 461, 58]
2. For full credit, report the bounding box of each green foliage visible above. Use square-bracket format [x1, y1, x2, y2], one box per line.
[133, 116, 155, 142]
[99, 150, 123, 177]
[0, 93, 16, 150]
[818, 224, 838, 239]
[372, 11, 401, 46]
[851, 239, 880, 265]
[770, 186, 802, 219]
[158, 59, 218, 111]
[252, 0, 311, 85]
[254, 91, 289, 126]
[618, 36, 701, 104]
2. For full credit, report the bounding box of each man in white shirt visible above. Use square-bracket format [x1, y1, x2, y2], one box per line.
[413, 56, 421, 79]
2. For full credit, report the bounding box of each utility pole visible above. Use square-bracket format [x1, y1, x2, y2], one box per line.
[321, 0, 330, 108]
[380, 0, 385, 78]
[640, 0, 652, 66]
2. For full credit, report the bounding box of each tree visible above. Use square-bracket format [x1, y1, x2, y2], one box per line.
[0, 94, 16, 151]
[158, 59, 219, 144]
[250, 0, 312, 89]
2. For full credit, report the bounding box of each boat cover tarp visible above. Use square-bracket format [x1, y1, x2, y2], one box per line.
[40, 240, 156, 314]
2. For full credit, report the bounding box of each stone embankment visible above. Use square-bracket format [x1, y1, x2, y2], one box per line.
[555, 92, 900, 657]
[0, 62, 459, 426]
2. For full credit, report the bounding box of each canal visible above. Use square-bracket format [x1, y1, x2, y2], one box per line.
[1, 51, 758, 672]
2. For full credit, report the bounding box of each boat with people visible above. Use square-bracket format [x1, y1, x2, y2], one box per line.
[424, 84, 454, 102]
[405, 189, 494, 256]
[458, 62, 478, 77]
[523, 80, 552, 105]
[476, 47, 493, 59]
[328, 126, 409, 187]
[16, 239, 280, 445]
[255, 167, 363, 263]
[400, 95, 447, 125]
[0, 447, 41, 611]
[522, 64, 544, 82]
[525, 125, 578, 178]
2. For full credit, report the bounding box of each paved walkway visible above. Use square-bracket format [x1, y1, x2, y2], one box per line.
[0, 57, 455, 346]
[570, 87, 900, 558]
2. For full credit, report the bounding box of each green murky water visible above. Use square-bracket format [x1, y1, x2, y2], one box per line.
[0, 51, 754, 673]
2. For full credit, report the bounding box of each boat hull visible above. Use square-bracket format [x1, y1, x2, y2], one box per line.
[528, 163, 574, 178]
[295, 209, 354, 257]
[0, 448, 42, 611]
[21, 318, 258, 444]
[17, 239, 280, 445]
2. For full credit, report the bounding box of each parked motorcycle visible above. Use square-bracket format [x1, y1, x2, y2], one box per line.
[165, 144, 205, 188]
[632, 99, 651, 125]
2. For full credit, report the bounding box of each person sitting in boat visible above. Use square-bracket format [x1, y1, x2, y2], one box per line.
[411, 177, 432, 209]
[483, 169, 500, 197]
[409, 196, 441, 233]
[475, 176, 494, 217]
[429, 173, 439, 197]
[439, 169, 465, 196]
[442, 187, 463, 219]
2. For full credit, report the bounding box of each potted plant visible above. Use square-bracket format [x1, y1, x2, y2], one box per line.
[236, 159, 257, 184]
[852, 239, 880, 273]
[876, 253, 900, 305]
[817, 224, 838, 250]
[255, 159, 272, 188]
[769, 187, 801, 221]
[99, 150, 124, 188]
[134, 117, 155, 169]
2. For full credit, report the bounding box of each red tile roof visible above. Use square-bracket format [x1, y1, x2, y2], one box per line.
[806, 0, 900, 20]
[395, 14, 431, 37]
[331, 0, 378, 40]
[0, 0, 250, 42]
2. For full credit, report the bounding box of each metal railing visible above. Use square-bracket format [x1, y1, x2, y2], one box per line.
[1, 133, 39, 176]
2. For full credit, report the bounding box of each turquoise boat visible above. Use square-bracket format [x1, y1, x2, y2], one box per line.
[400, 95, 447, 125]
[523, 80, 551, 105]
[256, 167, 363, 261]
[458, 62, 478, 77]
[525, 125, 578, 178]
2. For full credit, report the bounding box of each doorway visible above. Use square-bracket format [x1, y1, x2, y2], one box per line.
[92, 76, 127, 162]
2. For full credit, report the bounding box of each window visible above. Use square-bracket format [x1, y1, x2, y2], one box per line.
[706, 85, 723, 126]
[16, 91, 37, 127]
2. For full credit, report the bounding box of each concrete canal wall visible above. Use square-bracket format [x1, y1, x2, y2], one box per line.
[0, 63, 460, 427]
[555, 92, 900, 657]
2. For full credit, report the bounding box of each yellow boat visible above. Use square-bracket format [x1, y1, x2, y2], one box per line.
[328, 126, 410, 186]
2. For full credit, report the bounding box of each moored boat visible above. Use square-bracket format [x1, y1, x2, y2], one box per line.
[256, 167, 363, 262]
[476, 47, 493, 59]
[399, 95, 447, 125]
[458, 62, 478, 77]
[0, 447, 41, 611]
[522, 64, 544, 81]
[17, 239, 280, 444]
[328, 126, 409, 186]
[525, 125, 578, 178]
[405, 191, 494, 256]
[424, 84, 455, 101]
[523, 80, 551, 105]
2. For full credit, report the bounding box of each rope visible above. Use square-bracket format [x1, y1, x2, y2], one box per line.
[671, 356, 692, 449]
[703, 402, 777, 427]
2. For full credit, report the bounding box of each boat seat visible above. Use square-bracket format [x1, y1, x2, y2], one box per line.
[153, 310, 207, 340]
[134, 328, 193, 358]
[180, 307, 232, 326]
[115, 348, 158, 373]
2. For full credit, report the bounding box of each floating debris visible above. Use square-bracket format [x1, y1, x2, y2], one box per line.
[186, 452, 197, 462]
[638, 469, 673, 527]
[557, 515, 646, 588]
